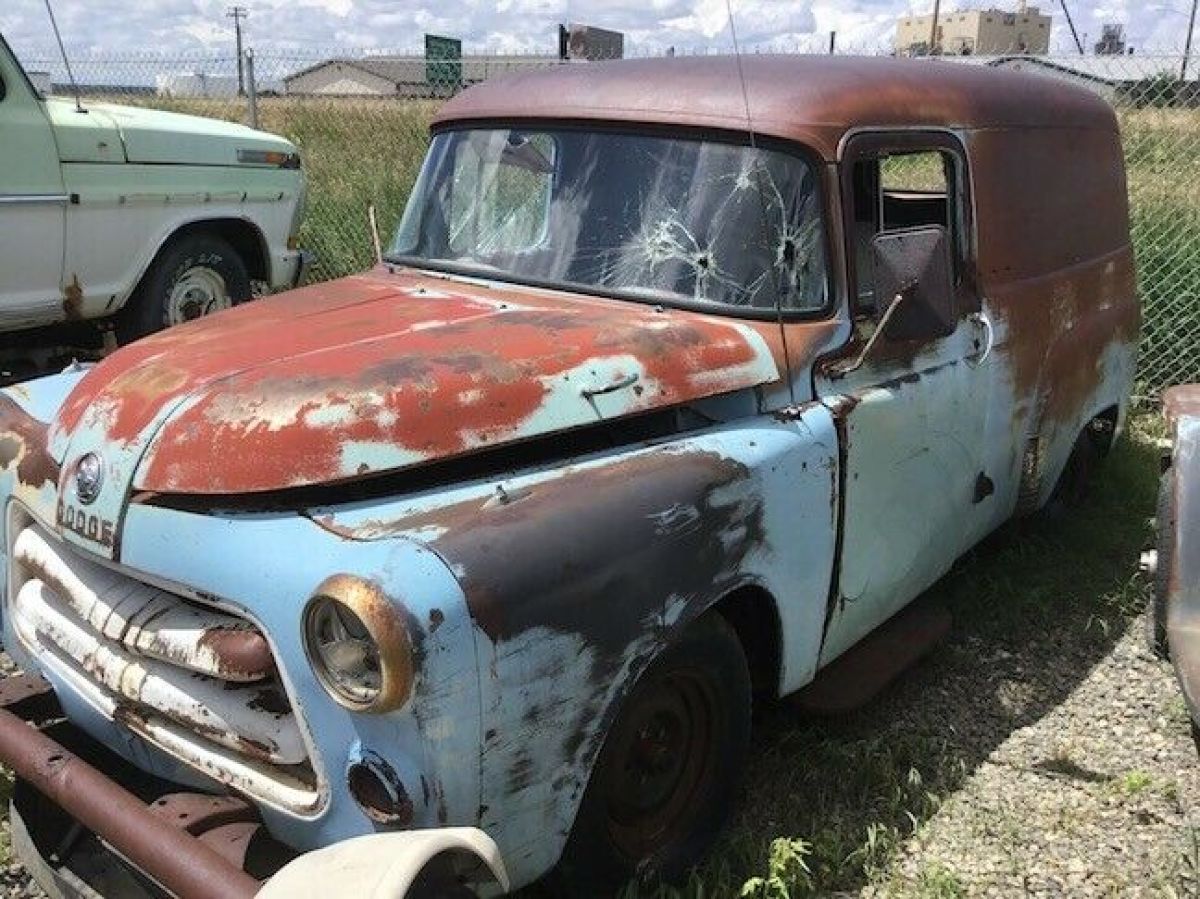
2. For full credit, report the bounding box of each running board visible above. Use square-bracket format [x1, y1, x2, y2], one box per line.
[793, 602, 952, 714]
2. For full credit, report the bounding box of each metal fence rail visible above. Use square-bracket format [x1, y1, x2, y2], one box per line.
[17, 45, 1200, 395]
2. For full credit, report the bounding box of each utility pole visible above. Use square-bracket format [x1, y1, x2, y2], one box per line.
[227, 6, 248, 96]
[829, 30, 836, 54]
[1184, 0, 1199, 81]
[1058, 0, 1084, 54]
[928, 0, 941, 55]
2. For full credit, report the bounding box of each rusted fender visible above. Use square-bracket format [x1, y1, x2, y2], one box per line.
[1163, 386, 1200, 725]
[256, 828, 509, 899]
[0, 394, 58, 492]
[0, 371, 90, 515]
[48, 269, 779, 495]
[0, 370, 92, 536]
[308, 411, 840, 884]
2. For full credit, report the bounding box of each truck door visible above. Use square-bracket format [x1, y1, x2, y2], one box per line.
[814, 131, 996, 666]
[0, 37, 67, 328]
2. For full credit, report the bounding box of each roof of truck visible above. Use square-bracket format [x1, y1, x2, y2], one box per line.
[434, 55, 1118, 160]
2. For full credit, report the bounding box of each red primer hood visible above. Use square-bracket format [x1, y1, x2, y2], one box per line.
[53, 270, 780, 495]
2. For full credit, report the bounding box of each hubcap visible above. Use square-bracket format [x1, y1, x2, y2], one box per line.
[167, 266, 230, 325]
[602, 669, 718, 859]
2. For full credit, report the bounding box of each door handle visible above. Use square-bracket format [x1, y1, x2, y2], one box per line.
[966, 311, 993, 367]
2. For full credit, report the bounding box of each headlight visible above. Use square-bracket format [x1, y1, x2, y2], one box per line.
[303, 575, 414, 713]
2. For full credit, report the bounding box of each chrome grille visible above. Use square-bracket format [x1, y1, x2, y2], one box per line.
[7, 514, 318, 810]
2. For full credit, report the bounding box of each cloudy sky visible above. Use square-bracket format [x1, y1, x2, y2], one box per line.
[0, 0, 1195, 60]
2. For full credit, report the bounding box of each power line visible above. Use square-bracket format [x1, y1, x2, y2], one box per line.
[227, 5, 248, 95]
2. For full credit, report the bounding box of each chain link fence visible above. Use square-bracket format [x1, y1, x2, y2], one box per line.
[17, 45, 1200, 396]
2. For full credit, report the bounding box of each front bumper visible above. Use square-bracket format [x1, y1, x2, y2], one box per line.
[291, 249, 315, 288]
[0, 674, 509, 899]
[270, 248, 314, 291]
[0, 674, 268, 899]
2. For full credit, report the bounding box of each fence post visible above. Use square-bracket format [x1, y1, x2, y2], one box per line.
[246, 48, 259, 130]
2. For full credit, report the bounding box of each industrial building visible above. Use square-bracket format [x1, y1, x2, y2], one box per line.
[896, 2, 1053, 56]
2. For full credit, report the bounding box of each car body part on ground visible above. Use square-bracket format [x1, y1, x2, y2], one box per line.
[1152, 385, 1200, 724]
[0, 54, 1138, 897]
[0, 31, 309, 346]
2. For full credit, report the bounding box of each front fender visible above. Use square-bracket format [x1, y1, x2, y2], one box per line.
[0, 366, 91, 536]
[310, 407, 839, 887]
[258, 828, 509, 899]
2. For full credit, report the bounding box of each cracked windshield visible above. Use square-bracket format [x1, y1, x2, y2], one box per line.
[390, 128, 828, 311]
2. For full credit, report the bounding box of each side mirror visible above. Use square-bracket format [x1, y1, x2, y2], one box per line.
[871, 226, 956, 341]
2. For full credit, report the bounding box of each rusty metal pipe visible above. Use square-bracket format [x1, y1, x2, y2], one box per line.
[0, 704, 261, 899]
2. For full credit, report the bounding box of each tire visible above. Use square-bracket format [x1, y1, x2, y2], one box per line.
[1044, 427, 1102, 514]
[117, 233, 251, 342]
[407, 875, 477, 899]
[1148, 471, 1176, 660]
[555, 612, 752, 894]
[407, 858, 481, 898]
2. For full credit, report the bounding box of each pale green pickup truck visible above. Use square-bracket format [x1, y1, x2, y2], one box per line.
[0, 33, 307, 342]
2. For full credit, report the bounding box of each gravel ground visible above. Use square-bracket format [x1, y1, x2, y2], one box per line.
[863, 611, 1199, 898]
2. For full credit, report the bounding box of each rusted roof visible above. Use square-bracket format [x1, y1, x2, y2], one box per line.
[434, 55, 1118, 160]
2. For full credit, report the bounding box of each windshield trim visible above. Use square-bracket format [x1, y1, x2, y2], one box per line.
[396, 120, 836, 322]
[0, 34, 46, 103]
[381, 254, 825, 322]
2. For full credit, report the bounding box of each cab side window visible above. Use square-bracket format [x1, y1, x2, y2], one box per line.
[851, 149, 961, 313]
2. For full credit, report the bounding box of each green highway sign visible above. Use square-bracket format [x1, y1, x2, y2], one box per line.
[425, 34, 462, 93]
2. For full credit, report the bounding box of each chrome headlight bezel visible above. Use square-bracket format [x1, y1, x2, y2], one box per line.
[302, 575, 413, 714]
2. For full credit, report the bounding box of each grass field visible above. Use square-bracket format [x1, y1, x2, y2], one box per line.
[1119, 109, 1200, 395]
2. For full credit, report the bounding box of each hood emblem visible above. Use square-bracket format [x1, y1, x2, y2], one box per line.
[74, 453, 104, 505]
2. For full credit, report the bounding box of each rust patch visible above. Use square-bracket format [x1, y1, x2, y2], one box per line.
[1164, 385, 1200, 428]
[62, 274, 83, 320]
[0, 393, 59, 490]
[318, 447, 761, 650]
[197, 626, 273, 681]
[347, 751, 414, 825]
[434, 56, 1117, 163]
[149, 793, 258, 836]
[247, 687, 289, 717]
[48, 268, 796, 496]
[966, 127, 1139, 433]
[793, 601, 950, 713]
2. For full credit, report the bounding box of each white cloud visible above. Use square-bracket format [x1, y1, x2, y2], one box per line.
[0, 0, 1192, 58]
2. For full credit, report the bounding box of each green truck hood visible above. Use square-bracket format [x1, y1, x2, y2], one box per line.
[46, 97, 295, 166]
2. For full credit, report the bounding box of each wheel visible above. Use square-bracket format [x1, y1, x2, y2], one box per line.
[555, 612, 751, 892]
[118, 233, 250, 342]
[1148, 471, 1176, 660]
